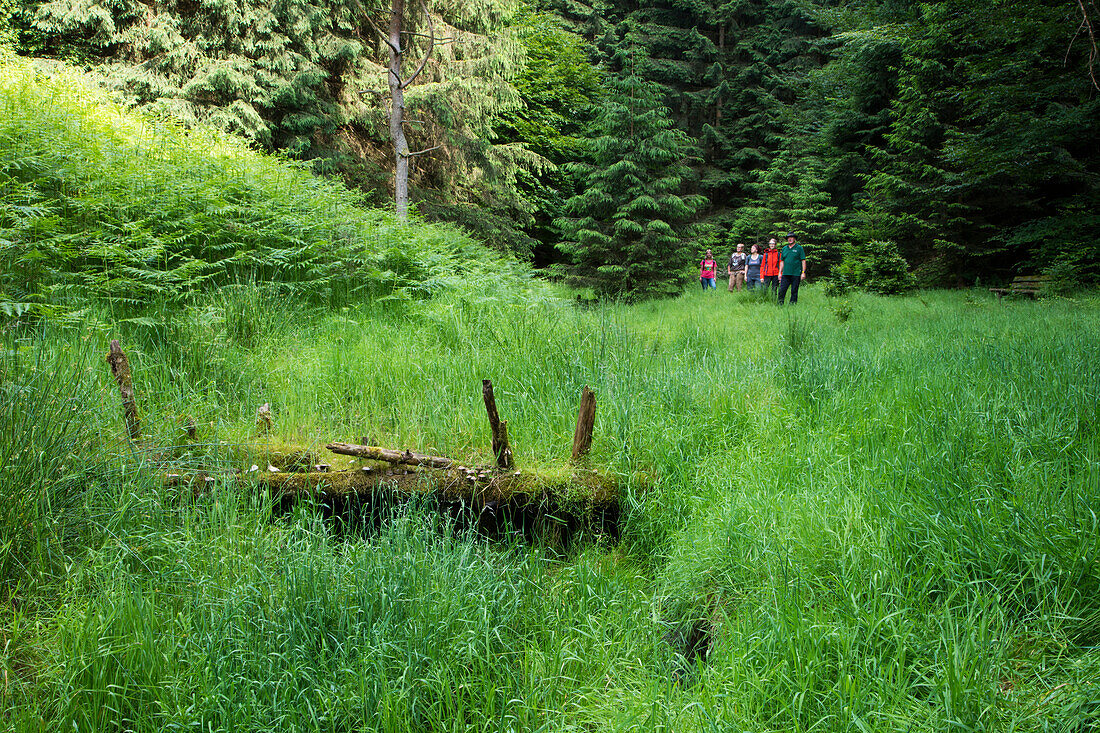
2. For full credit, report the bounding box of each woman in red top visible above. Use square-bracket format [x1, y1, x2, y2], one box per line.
[700, 249, 718, 290]
[760, 238, 781, 292]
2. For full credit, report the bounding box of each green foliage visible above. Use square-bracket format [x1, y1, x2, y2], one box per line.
[29, 0, 539, 247]
[490, 7, 603, 261]
[592, 0, 830, 245]
[829, 295, 853, 320]
[0, 0, 13, 47]
[0, 0, 48, 56]
[497, 9, 602, 165]
[833, 238, 914, 294]
[19, 0, 1100, 280]
[0, 52, 516, 309]
[1043, 258, 1085, 297]
[818, 0, 1100, 280]
[397, 1, 542, 254]
[32, 0, 382, 149]
[731, 146, 842, 266]
[819, 276, 849, 298]
[555, 76, 706, 300]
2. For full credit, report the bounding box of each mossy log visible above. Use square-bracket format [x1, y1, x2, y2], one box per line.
[253, 463, 621, 543]
[162, 459, 621, 544]
[255, 464, 617, 509]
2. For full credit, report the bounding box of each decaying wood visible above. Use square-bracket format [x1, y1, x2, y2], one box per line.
[571, 386, 597, 461]
[254, 464, 619, 510]
[106, 340, 141, 442]
[325, 442, 456, 469]
[253, 464, 621, 545]
[482, 379, 514, 468]
[256, 403, 273, 435]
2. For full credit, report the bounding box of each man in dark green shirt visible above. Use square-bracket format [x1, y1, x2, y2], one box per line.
[778, 232, 807, 304]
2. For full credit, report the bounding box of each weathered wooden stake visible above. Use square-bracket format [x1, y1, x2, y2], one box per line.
[482, 379, 514, 469]
[106, 339, 141, 442]
[256, 402, 273, 435]
[571, 386, 597, 461]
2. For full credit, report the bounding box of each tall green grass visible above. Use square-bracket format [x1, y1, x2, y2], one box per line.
[0, 341, 104, 598]
[4, 288, 1098, 732]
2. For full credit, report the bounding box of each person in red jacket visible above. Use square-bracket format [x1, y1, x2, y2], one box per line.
[760, 238, 780, 292]
[700, 249, 718, 290]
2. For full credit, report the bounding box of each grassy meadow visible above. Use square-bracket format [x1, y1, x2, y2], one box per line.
[3, 287, 1099, 732]
[2, 51, 1100, 732]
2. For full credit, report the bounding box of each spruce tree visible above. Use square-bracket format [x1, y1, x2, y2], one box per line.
[589, 0, 829, 239]
[491, 8, 602, 263]
[814, 0, 1100, 282]
[556, 75, 705, 300]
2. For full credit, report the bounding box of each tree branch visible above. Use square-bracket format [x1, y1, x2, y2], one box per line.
[363, 13, 401, 56]
[1071, 0, 1100, 90]
[404, 145, 443, 157]
[400, 3, 435, 90]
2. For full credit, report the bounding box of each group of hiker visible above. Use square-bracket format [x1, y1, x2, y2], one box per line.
[699, 232, 807, 305]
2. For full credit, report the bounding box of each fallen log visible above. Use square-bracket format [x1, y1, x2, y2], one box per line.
[325, 442, 457, 469]
[253, 464, 620, 546]
[164, 449, 623, 546]
[256, 465, 616, 506]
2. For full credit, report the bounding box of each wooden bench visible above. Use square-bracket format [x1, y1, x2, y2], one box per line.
[990, 275, 1050, 299]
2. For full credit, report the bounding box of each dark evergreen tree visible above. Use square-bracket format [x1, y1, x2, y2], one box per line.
[817, 0, 1100, 283]
[556, 76, 705, 299]
[488, 7, 603, 263]
[589, 0, 829, 242]
[731, 142, 840, 265]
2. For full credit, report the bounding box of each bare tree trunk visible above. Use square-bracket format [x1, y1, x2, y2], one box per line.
[571, 386, 597, 462]
[482, 379, 514, 468]
[389, 0, 410, 219]
[106, 340, 141, 442]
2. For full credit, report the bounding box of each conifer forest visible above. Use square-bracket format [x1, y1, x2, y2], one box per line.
[2, 2, 1100, 732]
[6, 0, 1099, 296]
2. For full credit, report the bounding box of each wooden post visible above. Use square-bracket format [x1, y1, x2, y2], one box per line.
[571, 386, 597, 461]
[256, 402, 273, 435]
[106, 339, 141, 442]
[482, 379, 514, 469]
